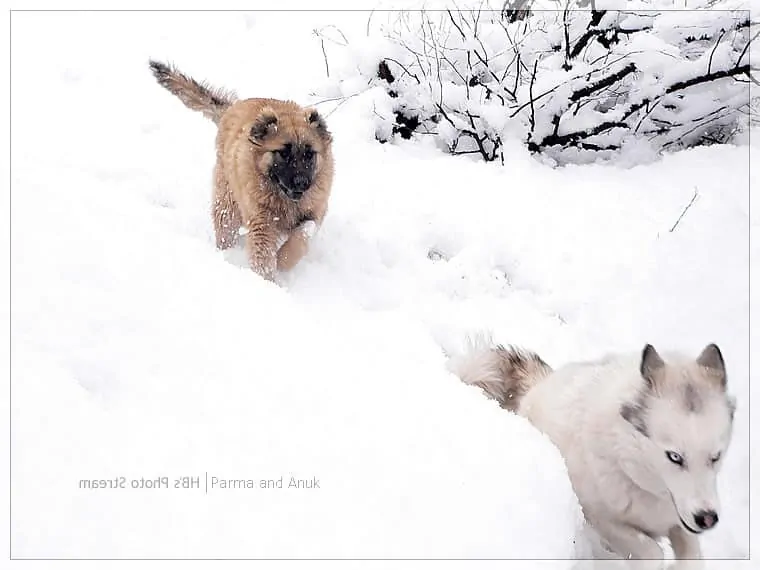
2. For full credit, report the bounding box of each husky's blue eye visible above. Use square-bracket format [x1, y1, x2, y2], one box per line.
[666, 451, 684, 466]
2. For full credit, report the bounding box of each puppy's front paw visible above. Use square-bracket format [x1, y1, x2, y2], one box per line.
[298, 219, 318, 239]
[249, 257, 277, 282]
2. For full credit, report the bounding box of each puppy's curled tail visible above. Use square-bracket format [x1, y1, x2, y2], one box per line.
[448, 336, 552, 412]
[148, 60, 237, 124]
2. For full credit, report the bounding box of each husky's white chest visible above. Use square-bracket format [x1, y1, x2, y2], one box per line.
[620, 484, 679, 537]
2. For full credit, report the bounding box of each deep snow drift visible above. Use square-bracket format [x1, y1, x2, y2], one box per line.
[10, 9, 751, 563]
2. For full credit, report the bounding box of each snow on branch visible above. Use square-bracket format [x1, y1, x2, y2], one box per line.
[320, 0, 757, 165]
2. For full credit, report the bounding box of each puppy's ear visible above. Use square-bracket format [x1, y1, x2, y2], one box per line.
[250, 109, 278, 143]
[306, 109, 332, 143]
[696, 343, 727, 390]
[640, 344, 665, 391]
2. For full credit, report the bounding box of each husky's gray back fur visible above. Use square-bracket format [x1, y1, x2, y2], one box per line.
[448, 335, 552, 412]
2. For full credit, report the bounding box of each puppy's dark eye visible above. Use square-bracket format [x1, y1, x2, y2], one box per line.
[710, 452, 721, 465]
[275, 145, 292, 160]
[666, 451, 685, 466]
[303, 148, 315, 161]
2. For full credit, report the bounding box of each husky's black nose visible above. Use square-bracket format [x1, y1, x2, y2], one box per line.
[694, 510, 718, 530]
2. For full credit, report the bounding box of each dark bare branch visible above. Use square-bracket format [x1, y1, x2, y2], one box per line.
[569, 62, 637, 102]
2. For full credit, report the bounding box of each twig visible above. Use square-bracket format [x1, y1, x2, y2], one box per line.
[707, 28, 727, 75]
[737, 29, 758, 66]
[309, 88, 372, 117]
[569, 8, 607, 59]
[384, 57, 422, 84]
[446, 9, 467, 41]
[562, 3, 571, 70]
[669, 188, 699, 233]
[570, 62, 637, 102]
[318, 34, 330, 78]
[528, 59, 538, 134]
[667, 64, 750, 93]
[366, 9, 375, 37]
[633, 99, 661, 133]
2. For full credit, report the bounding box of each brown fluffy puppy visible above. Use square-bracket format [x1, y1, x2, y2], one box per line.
[148, 60, 334, 280]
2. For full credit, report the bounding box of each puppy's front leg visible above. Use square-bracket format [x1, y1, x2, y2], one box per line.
[595, 519, 664, 566]
[276, 219, 318, 272]
[212, 165, 242, 250]
[245, 219, 278, 281]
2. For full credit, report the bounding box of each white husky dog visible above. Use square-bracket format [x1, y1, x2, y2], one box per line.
[449, 339, 735, 563]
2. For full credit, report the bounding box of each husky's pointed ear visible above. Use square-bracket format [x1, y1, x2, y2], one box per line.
[250, 110, 278, 143]
[727, 395, 736, 420]
[697, 343, 727, 390]
[306, 108, 332, 143]
[640, 344, 665, 390]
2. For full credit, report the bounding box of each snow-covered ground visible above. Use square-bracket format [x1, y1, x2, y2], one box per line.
[9, 7, 753, 567]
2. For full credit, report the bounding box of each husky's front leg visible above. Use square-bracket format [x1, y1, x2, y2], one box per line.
[668, 526, 703, 568]
[594, 519, 664, 566]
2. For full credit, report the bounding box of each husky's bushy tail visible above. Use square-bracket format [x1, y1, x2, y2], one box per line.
[148, 60, 237, 124]
[448, 335, 552, 412]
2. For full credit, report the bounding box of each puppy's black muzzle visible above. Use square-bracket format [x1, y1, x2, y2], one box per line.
[273, 174, 312, 201]
[286, 175, 311, 200]
[268, 142, 316, 201]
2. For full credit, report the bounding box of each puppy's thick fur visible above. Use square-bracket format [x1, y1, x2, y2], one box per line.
[149, 60, 334, 279]
[449, 339, 736, 564]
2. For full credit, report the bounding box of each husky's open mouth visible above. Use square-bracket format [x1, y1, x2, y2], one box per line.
[678, 515, 702, 535]
[668, 491, 703, 535]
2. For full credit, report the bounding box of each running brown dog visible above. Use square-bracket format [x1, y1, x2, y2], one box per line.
[149, 60, 335, 280]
